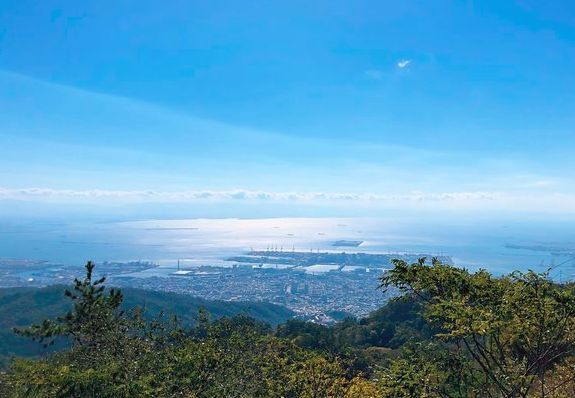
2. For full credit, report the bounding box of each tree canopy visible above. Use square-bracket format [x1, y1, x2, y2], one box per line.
[1, 259, 575, 397]
[380, 257, 575, 397]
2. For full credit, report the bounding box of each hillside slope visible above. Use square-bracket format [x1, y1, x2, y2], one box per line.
[0, 285, 293, 365]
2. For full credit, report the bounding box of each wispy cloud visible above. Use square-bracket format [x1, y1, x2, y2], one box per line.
[3, 187, 575, 215]
[0, 186, 499, 203]
[397, 59, 411, 69]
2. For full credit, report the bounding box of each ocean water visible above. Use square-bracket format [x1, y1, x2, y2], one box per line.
[0, 217, 574, 279]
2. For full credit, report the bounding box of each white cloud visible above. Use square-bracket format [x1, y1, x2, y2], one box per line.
[397, 59, 411, 69]
[3, 187, 575, 214]
[0, 186, 500, 203]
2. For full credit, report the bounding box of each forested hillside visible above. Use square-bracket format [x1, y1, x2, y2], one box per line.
[0, 284, 293, 366]
[1, 259, 574, 397]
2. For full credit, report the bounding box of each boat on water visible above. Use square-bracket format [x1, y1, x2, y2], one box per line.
[332, 240, 363, 247]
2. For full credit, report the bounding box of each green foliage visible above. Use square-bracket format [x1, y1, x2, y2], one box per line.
[0, 277, 293, 366]
[381, 257, 575, 397]
[6, 314, 358, 398]
[3, 262, 373, 397]
[4, 258, 575, 397]
[277, 297, 431, 353]
[15, 261, 125, 349]
[379, 348, 444, 397]
[0, 370, 12, 397]
[378, 341, 473, 398]
[275, 296, 433, 377]
[150, 329, 351, 397]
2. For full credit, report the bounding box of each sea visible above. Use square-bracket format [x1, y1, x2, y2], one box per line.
[1, 217, 574, 280]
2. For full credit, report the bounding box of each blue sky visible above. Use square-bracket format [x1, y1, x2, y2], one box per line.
[1, 0, 575, 218]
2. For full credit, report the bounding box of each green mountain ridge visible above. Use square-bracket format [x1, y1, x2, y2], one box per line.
[0, 285, 294, 366]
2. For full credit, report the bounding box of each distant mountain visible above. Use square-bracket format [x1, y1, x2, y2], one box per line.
[0, 285, 294, 366]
